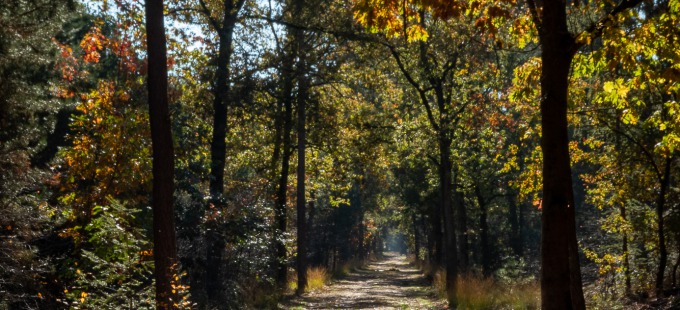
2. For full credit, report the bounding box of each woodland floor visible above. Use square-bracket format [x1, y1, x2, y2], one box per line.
[278, 253, 447, 309]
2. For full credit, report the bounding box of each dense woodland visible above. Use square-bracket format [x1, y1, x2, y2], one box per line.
[0, 0, 679, 309]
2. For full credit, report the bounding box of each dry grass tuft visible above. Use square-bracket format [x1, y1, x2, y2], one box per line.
[495, 281, 540, 309]
[286, 266, 331, 293]
[428, 270, 540, 309]
[456, 273, 497, 309]
[306, 266, 330, 291]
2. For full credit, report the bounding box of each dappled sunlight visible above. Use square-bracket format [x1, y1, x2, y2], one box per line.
[279, 253, 446, 309]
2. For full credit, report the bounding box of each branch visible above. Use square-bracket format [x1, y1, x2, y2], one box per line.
[384, 44, 440, 132]
[579, 0, 645, 48]
[596, 114, 663, 181]
[198, 0, 221, 31]
[427, 154, 440, 167]
[244, 14, 381, 44]
[526, 0, 542, 35]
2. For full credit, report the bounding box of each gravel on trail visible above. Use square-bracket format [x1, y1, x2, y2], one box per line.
[278, 252, 447, 309]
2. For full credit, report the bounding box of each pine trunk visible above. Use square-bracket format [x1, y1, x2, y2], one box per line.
[294, 3, 309, 292]
[274, 44, 296, 288]
[145, 0, 177, 307]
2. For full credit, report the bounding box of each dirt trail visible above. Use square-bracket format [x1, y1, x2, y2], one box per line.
[279, 253, 446, 309]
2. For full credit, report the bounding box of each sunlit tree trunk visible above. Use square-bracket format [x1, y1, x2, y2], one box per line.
[144, 0, 177, 307]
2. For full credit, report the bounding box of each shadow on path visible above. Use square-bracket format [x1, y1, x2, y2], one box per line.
[278, 252, 446, 309]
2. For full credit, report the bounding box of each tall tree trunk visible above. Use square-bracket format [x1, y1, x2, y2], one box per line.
[413, 213, 420, 263]
[672, 242, 680, 288]
[507, 191, 522, 256]
[430, 202, 443, 266]
[358, 209, 366, 260]
[655, 157, 672, 296]
[475, 185, 491, 276]
[144, 0, 177, 307]
[456, 186, 468, 272]
[621, 204, 631, 294]
[440, 132, 458, 307]
[203, 0, 244, 300]
[538, 1, 584, 308]
[206, 24, 234, 302]
[615, 115, 632, 295]
[294, 5, 309, 293]
[274, 43, 296, 288]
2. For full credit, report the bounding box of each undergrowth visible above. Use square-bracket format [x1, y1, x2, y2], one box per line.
[286, 266, 332, 293]
[430, 269, 540, 309]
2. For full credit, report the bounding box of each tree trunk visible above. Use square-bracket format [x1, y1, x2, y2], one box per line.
[274, 43, 296, 288]
[456, 186, 468, 272]
[440, 132, 458, 307]
[538, 1, 584, 308]
[672, 242, 680, 288]
[294, 8, 309, 293]
[358, 209, 366, 260]
[475, 185, 491, 276]
[206, 24, 234, 302]
[203, 0, 245, 300]
[144, 0, 177, 307]
[621, 204, 631, 295]
[413, 213, 420, 263]
[507, 191, 521, 256]
[615, 115, 632, 295]
[655, 157, 672, 296]
[430, 202, 443, 266]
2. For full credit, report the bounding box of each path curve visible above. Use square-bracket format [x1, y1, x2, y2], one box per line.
[279, 253, 446, 309]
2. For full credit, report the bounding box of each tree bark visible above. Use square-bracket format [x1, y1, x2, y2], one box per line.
[144, 0, 177, 307]
[430, 202, 443, 266]
[203, 0, 245, 301]
[456, 186, 468, 272]
[206, 27, 233, 304]
[655, 157, 672, 296]
[507, 191, 522, 256]
[274, 41, 296, 288]
[475, 185, 491, 276]
[672, 242, 680, 288]
[294, 4, 309, 292]
[440, 132, 458, 307]
[538, 1, 584, 308]
[413, 213, 420, 263]
[621, 204, 631, 295]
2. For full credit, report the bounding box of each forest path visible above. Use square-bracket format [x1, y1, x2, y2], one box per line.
[278, 252, 446, 309]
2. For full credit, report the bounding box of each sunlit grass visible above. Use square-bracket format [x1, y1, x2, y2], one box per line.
[430, 269, 540, 309]
[286, 266, 331, 293]
[456, 273, 497, 309]
[306, 266, 330, 291]
[495, 281, 540, 309]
